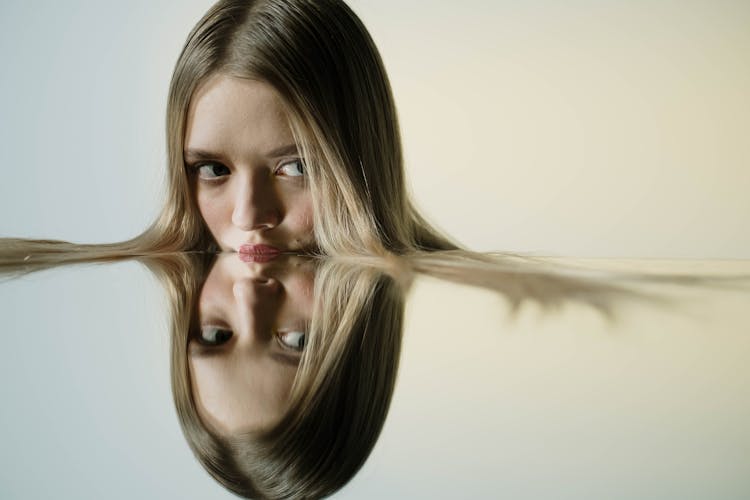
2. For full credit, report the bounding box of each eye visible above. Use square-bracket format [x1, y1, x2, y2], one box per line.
[194, 162, 230, 180]
[197, 326, 233, 346]
[275, 159, 305, 177]
[276, 331, 306, 352]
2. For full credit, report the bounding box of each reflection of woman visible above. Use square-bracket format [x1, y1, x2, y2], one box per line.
[167, 253, 406, 499]
[187, 254, 315, 433]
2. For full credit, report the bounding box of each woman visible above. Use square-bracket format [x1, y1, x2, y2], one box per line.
[1, 0, 453, 273]
[166, 0, 456, 256]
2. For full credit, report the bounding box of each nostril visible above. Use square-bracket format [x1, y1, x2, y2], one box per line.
[260, 277, 282, 293]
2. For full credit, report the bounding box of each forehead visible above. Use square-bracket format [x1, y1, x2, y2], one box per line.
[189, 352, 293, 434]
[184, 74, 294, 154]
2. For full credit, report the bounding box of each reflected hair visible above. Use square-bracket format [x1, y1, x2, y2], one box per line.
[169, 256, 405, 499]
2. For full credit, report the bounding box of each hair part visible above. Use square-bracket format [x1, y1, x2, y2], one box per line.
[167, 0, 456, 256]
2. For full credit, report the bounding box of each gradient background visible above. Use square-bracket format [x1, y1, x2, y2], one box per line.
[0, 0, 748, 257]
[1, 1, 749, 499]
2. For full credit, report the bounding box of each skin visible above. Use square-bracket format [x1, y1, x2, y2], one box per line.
[184, 74, 315, 253]
[189, 254, 315, 434]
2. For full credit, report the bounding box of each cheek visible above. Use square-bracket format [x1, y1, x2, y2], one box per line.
[288, 269, 315, 318]
[196, 189, 229, 237]
[287, 192, 314, 233]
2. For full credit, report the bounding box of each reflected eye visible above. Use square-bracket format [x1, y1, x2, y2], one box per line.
[198, 327, 233, 346]
[277, 331, 306, 352]
[195, 163, 230, 180]
[275, 159, 305, 177]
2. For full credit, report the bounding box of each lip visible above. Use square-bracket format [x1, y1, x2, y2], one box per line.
[238, 244, 281, 263]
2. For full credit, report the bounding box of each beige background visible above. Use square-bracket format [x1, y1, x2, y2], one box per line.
[351, 0, 750, 258]
[1, 1, 748, 258]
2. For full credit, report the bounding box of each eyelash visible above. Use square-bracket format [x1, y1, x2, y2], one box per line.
[186, 158, 306, 182]
[275, 331, 306, 352]
[188, 162, 229, 182]
[190, 327, 305, 354]
[193, 326, 233, 347]
[276, 158, 305, 177]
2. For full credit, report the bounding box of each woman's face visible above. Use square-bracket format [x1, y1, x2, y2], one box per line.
[189, 254, 315, 433]
[184, 74, 315, 254]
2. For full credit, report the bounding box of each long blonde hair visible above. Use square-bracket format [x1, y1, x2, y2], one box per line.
[1, 0, 453, 273]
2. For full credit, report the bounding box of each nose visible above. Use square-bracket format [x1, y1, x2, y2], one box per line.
[232, 276, 282, 307]
[231, 171, 281, 231]
[232, 276, 282, 346]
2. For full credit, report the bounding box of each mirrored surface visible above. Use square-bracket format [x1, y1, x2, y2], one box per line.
[2, 255, 749, 498]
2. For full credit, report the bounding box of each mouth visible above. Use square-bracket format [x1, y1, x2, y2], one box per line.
[238, 244, 281, 263]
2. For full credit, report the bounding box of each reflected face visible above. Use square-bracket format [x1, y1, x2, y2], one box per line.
[184, 74, 315, 253]
[189, 254, 315, 434]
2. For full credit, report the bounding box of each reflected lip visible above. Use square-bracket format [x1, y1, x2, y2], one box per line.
[238, 244, 281, 263]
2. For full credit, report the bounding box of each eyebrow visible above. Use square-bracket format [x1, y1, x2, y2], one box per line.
[184, 144, 299, 163]
[187, 339, 224, 358]
[184, 148, 226, 163]
[265, 143, 299, 158]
